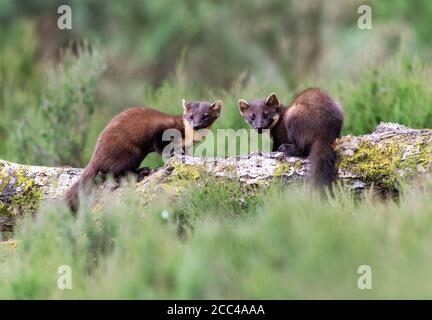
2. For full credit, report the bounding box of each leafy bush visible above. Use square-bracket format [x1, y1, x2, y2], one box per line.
[8, 44, 106, 167]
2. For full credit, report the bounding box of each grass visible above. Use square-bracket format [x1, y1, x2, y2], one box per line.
[335, 53, 432, 135]
[1, 177, 432, 299]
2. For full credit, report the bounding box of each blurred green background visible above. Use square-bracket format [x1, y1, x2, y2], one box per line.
[1, 0, 432, 167]
[2, 0, 432, 300]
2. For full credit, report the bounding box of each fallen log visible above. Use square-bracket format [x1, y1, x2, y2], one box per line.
[1, 122, 431, 230]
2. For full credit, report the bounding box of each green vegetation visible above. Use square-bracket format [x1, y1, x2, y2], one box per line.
[1, 179, 432, 299]
[1, 0, 432, 299]
[0, 165, 42, 218]
[336, 134, 432, 187]
[335, 54, 432, 135]
[7, 44, 106, 167]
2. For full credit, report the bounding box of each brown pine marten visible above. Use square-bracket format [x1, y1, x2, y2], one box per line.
[65, 99, 222, 212]
[238, 88, 344, 188]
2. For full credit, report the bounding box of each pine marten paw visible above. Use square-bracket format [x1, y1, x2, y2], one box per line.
[277, 144, 302, 157]
[135, 167, 152, 182]
[169, 148, 186, 157]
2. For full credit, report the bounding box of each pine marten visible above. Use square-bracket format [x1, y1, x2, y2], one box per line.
[238, 88, 344, 188]
[65, 99, 222, 212]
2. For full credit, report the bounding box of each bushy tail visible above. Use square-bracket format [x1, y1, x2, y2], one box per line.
[65, 165, 97, 213]
[308, 139, 337, 190]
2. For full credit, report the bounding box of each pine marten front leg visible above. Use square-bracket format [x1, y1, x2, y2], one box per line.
[277, 143, 305, 157]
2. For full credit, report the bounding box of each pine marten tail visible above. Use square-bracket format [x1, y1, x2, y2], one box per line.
[308, 139, 337, 189]
[65, 165, 98, 213]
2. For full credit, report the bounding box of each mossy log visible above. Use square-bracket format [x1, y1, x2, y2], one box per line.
[1, 122, 432, 230]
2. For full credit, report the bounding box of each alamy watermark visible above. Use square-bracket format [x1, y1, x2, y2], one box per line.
[57, 265, 73, 290]
[160, 128, 272, 162]
[357, 5, 372, 30]
[357, 265, 372, 290]
[57, 5, 72, 30]
[57, 4, 373, 32]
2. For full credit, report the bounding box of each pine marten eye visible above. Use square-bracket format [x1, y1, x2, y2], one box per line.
[263, 112, 270, 119]
[203, 113, 209, 119]
[189, 114, 194, 120]
[250, 114, 255, 121]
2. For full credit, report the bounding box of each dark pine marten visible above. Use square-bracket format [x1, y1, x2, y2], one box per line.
[66, 99, 222, 212]
[238, 88, 344, 188]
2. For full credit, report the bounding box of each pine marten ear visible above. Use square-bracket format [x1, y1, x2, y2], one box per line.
[210, 100, 222, 114]
[265, 93, 280, 107]
[182, 99, 191, 112]
[238, 99, 250, 113]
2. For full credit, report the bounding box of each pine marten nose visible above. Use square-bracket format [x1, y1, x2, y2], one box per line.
[255, 124, 264, 134]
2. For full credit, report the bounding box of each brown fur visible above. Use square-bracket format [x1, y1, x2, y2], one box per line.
[66, 100, 222, 212]
[238, 88, 344, 188]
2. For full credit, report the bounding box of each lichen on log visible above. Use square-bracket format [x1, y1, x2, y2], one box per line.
[1, 122, 431, 230]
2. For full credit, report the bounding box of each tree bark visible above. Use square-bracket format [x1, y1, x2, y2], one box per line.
[1, 122, 431, 230]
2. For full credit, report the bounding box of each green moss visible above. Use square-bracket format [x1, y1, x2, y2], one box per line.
[293, 160, 302, 170]
[274, 162, 290, 177]
[9, 187, 42, 215]
[0, 239, 17, 250]
[221, 164, 237, 174]
[0, 166, 42, 218]
[0, 175, 10, 192]
[337, 135, 432, 188]
[0, 203, 10, 216]
[169, 163, 207, 181]
[154, 163, 209, 198]
[399, 141, 432, 173]
[273, 160, 302, 177]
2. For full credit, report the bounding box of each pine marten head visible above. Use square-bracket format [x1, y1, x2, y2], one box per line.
[238, 93, 281, 134]
[182, 99, 222, 130]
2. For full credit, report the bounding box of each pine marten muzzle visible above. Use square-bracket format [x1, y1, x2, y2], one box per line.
[65, 99, 222, 212]
[238, 88, 344, 188]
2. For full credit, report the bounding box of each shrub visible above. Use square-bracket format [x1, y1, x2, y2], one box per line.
[8, 44, 106, 167]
